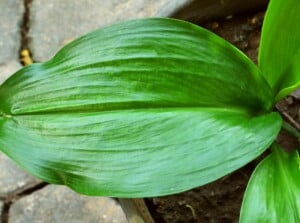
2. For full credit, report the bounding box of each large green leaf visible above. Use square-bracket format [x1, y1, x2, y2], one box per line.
[240, 145, 300, 223]
[0, 18, 281, 197]
[259, 0, 300, 100]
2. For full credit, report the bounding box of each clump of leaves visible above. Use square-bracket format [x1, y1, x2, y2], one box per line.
[0, 0, 299, 222]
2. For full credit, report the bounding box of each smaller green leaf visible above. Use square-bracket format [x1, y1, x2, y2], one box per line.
[240, 144, 300, 223]
[259, 0, 300, 97]
[275, 51, 300, 101]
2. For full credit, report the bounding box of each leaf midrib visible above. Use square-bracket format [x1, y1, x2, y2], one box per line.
[1, 103, 255, 119]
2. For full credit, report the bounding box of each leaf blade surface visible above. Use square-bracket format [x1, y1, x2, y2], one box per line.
[259, 0, 300, 98]
[0, 18, 280, 197]
[240, 145, 300, 223]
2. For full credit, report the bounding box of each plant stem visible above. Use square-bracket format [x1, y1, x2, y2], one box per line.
[282, 121, 300, 140]
[282, 121, 300, 153]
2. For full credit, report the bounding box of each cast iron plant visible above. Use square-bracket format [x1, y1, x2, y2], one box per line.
[0, 0, 299, 221]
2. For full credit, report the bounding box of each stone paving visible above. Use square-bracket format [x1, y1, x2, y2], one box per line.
[28, 0, 190, 61]
[0, 0, 268, 222]
[9, 185, 126, 223]
[0, 0, 22, 84]
[0, 155, 41, 198]
[0, 201, 3, 221]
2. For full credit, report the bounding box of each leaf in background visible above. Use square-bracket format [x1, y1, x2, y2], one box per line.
[240, 145, 300, 223]
[275, 51, 300, 101]
[0, 18, 281, 197]
[259, 0, 300, 100]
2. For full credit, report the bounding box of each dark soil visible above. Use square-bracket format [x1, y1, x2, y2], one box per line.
[147, 166, 254, 223]
[145, 11, 300, 223]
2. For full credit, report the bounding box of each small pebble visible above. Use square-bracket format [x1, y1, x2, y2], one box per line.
[20, 49, 33, 65]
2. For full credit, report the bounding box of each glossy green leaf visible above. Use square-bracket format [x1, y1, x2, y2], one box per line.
[0, 18, 281, 197]
[275, 51, 300, 101]
[259, 0, 300, 99]
[240, 145, 300, 223]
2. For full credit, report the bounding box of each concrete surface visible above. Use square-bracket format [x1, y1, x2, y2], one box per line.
[0, 154, 41, 197]
[0, 201, 3, 223]
[29, 0, 191, 61]
[0, 0, 23, 62]
[9, 185, 127, 223]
